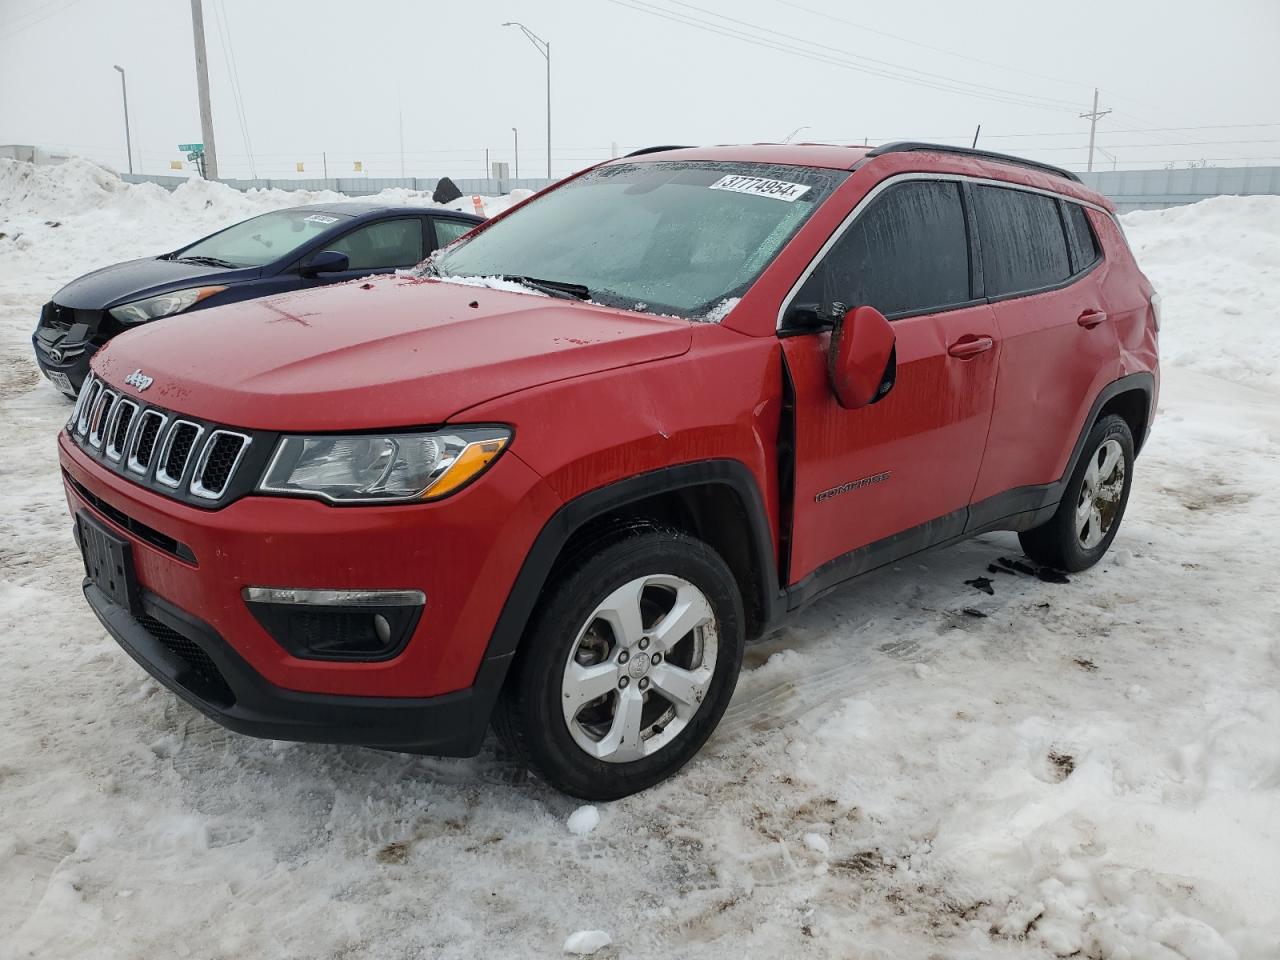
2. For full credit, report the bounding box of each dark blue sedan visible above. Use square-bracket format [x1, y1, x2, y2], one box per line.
[32, 201, 483, 395]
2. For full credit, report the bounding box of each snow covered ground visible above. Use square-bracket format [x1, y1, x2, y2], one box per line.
[1, 162, 1278, 959]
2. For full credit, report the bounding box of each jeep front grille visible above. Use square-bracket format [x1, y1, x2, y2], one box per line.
[129, 410, 166, 473]
[105, 399, 137, 461]
[156, 421, 203, 487]
[67, 373, 258, 507]
[191, 431, 250, 500]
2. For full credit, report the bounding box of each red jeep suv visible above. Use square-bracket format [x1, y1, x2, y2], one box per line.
[60, 142, 1159, 799]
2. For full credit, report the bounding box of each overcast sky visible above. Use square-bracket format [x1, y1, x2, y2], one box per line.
[2, 0, 1278, 180]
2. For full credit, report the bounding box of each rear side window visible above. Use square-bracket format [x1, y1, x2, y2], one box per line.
[1062, 201, 1101, 272]
[972, 185, 1071, 296]
[433, 218, 475, 248]
[326, 218, 424, 270]
[801, 180, 971, 320]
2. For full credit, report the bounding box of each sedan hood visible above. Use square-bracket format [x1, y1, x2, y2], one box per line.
[54, 256, 258, 311]
[94, 276, 693, 431]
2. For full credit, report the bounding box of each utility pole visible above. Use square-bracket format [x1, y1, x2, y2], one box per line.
[189, 0, 219, 179]
[503, 22, 551, 179]
[512, 127, 519, 178]
[1080, 88, 1111, 173]
[397, 91, 405, 179]
[112, 65, 133, 174]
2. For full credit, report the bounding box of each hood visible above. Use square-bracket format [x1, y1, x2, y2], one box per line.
[53, 256, 258, 310]
[94, 276, 693, 431]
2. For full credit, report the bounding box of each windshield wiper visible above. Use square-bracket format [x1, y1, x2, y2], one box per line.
[173, 255, 241, 269]
[499, 275, 591, 301]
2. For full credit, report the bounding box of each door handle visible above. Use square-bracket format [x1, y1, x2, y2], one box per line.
[1077, 309, 1108, 328]
[947, 335, 994, 359]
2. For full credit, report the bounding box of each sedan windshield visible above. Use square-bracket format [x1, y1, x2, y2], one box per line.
[431, 161, 846, 318]
[173, 209, 353, 268]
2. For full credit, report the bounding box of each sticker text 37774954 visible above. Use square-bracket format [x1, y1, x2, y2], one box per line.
[709, 175, 812, 202]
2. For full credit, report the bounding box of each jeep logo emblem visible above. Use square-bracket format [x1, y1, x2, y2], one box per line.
[124, 369, 154, 392]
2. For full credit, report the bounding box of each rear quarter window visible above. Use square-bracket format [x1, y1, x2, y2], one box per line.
[1062, 201, 1102, 273]
[972, 185, 1072, 297]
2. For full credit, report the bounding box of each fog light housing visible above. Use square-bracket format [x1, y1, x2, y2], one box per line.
[242, 587, 425, 661]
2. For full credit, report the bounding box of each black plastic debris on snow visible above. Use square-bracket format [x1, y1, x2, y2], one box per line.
[996, 556, 1071, 584]
[962, 608, 989, 618]
[965, 577, 995, 596]
[998, 557, 1039, 577]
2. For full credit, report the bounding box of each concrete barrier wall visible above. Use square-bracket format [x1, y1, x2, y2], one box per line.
[1077, 166, 1280, 212]
[121, 166, 1280, 214]
[120, 173, 556, 197]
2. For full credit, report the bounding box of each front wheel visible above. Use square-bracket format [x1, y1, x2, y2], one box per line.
[1019, 413, 1135, 572]
[493, 528, 745, 799]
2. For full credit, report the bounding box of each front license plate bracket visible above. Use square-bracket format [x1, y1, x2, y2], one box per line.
[78, 513, 142, 615]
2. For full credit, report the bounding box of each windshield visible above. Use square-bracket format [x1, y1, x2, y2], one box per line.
[431, 161, 846, 318]
[175, 209, 353, 268]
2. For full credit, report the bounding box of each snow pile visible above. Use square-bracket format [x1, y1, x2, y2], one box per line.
[1121, 195, 1280, 388]
[563, 930, 612, 955]
[2, 171, 1280, 958]
[0, 158, 523, 318]
[566, 805, 600, 836]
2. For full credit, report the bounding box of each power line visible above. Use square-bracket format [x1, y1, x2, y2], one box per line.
[602, 0, 1080, 113]
[211, 0, 256, 178]
[771, 0, 1093, 95]
[0, 0, 87, 41]
[665, 0, 1082, 110]
[809, 122, 1280, 142]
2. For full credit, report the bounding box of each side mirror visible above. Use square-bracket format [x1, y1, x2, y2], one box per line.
[300, 249, 350, 277]
[828, 305, 896, 409]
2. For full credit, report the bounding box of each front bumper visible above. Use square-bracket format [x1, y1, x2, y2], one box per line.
[32, 331, 94, 395]
[83, 579, 507, 754]
[60, 430, 562, 700]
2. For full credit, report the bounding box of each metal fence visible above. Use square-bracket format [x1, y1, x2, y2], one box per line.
[119, 166, 1280, 213]
[120, 173, 556, 197]
[1077, 166, 1280, 212]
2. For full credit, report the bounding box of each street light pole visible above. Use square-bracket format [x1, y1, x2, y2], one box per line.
[512, 127, 519, 179]
[502, 21, 551, 179]
[112, 65, 133, 175]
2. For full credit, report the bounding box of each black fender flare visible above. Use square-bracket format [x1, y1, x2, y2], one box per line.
[482, 459, 782, 668]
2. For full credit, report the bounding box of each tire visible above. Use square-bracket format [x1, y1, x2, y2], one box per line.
[493, 526, 745, 800]
[1019, 414, 1135, 572]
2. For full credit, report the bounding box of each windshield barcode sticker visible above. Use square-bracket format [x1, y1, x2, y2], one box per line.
[303, 214, 340, 224]
[709, 175, 811, 202]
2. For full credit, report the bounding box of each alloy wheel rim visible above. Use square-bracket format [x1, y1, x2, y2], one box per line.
[561, 574, 718, 764]
[1076, 437, 1125, 549]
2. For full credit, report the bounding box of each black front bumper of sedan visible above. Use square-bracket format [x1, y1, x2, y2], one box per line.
[32, 330, 94, 396]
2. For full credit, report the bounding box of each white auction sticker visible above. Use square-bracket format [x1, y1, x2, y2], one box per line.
[709, 175, 811, 202]
[304, 214, 340, 224]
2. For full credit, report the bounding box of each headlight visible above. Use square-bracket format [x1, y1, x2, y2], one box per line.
[259, 427, 511, 503]
[108, 286, 226, 324]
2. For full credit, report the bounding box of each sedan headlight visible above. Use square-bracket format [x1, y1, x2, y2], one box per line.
[108, 286, 226, 324]
[259, 427, 511, 503]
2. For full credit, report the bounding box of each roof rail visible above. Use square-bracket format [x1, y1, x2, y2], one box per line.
[865, 141, 1082, 184]
[624, 145, 694, 158]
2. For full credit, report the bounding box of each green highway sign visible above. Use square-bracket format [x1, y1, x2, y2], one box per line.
[178, 143, 204, 153]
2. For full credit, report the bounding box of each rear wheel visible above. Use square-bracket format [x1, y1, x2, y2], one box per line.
[494, 527, 744, 799]
[1019, 414, 1135, 572]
